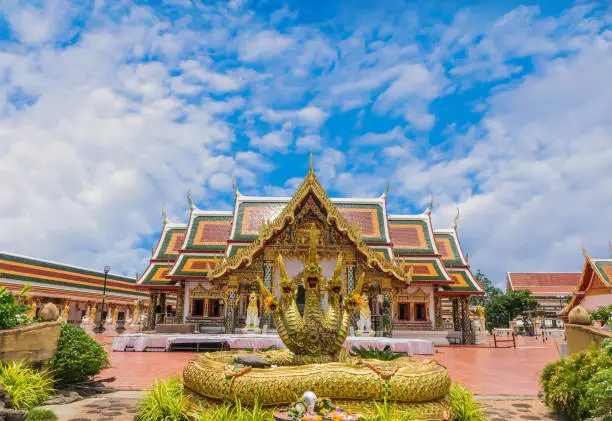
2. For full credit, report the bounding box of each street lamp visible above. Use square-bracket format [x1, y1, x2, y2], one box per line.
[93, 265, 111, 334]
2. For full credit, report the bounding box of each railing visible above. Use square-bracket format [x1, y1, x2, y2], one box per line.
[492, 328, 516, 348]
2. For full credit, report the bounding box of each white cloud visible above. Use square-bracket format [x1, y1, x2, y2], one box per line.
[249, 129, 293, 154]
[295, 134, 323, 151]
[208, 172, 234, 192]
[239, 30, 294, 61]
[259, 105, 329, 128]
[236, 151, 274, 171]
[353, 126, 407, 145]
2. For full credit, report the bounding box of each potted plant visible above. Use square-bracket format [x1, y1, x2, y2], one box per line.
[590, 305, 612, 328]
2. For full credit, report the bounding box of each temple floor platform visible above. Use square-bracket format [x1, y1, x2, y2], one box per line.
[111, 333, 435, 355]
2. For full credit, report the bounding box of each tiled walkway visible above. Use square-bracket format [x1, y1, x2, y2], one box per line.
[96, 335, 562, 395]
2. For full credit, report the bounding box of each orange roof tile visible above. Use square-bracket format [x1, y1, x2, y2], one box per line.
[507, 272, 580, 295]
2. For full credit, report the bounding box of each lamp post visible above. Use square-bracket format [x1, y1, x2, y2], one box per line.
[93, 265, 111, 334]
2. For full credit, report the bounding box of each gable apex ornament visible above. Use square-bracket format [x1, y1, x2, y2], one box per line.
[609, 240, 612, 259]
[425, 195, 435, 216]
[380, 182, 390, 200]
[232, 177, 240, 198]
[161, 206, 168, 225]
[309, 149, 314, 172]
[452, 208, 460, 230]
[187, 190, 195, 209]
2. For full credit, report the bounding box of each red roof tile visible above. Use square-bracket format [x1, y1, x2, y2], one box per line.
[507, 272, 580, 295]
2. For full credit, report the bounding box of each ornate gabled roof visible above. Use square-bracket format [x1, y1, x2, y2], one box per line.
[182, 209, 233, 252]
[433, 229, 467, 267]
[592, 259, 612, 287]
[152, 222, 187, 261]
[388, 214, 437, 255]
[0, 252, 147, 299]
[229, 196, 391, 244]
[506, 272, 580, 296]
[563, 253, 611, 318]
[137, 261, 177, 288]
[211, 165, 408, 282]
[442, 268, 484, 295]
[168, 253, 220, 278]
[397, 256, 452, 283]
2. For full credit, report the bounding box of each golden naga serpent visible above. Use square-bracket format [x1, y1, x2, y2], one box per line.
[256, 224, 365, 358]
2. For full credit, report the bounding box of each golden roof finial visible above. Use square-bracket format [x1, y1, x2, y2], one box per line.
[309, 149, 314, 172]
[151, 245, 155, 257]
[581, 242, 589, 259]
[135, 272, 140, 281]
[465, 251, 469, 264]
[232, 177, 240, 198]
[161, 206, 168, 225]
[381, 182, 390, 200]
[608, 240, 612, 259]
[425, 195, 435, 216]
[187, 190, 194, 209]
[452, 207, 460, 230]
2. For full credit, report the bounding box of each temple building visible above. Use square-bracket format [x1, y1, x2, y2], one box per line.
[563, 247, 612, 319]
[0, 252, 148, 325]
[506, 272, 580, 327]
[138, 160, 484, 344]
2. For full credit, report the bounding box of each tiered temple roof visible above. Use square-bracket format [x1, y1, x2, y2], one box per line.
[138, 168, 483, 295]
[563, 249, 612, 317]
[0, 252, 147, 304]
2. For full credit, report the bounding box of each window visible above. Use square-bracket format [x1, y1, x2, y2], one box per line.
[192, 299, 204, 317]
[415, 303, 427, 321]
[398, 303, 410, 321]
[208, 300, 221, 317]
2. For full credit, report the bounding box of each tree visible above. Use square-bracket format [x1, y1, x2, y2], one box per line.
[485, 290, 537, 332]
[470, 270, 503, 307]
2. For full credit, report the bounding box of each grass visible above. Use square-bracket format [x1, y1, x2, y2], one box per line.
[448, 383, 486, 421]
[0, 361, 54, 410]
[26, 408, 58, 421]
[135, 376, 192, 421]
[361, 397, 419, 421]
[192, 399, 273, 421]
[350, 346, 403, 361]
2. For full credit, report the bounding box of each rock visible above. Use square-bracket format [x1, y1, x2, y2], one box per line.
[39, 303, 60, 322]
[234, 354, 271, 368]
[0, 384, 13, 409]
[0, 408, 27, 421]
[45, 391, 82, 405]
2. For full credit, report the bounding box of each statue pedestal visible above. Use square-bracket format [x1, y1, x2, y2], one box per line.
[356, 329, 376, 337]
[241, 327, 262, 334]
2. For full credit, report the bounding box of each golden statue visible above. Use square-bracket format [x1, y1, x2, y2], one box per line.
[257, 224, 364, 359]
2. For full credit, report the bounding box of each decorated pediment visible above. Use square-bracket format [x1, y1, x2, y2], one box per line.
[209, 160, 409, 284]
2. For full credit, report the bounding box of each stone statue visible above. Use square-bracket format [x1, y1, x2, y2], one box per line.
[80, 306, 91, 327]
[61, 303, 70, 321]
[242, 292, 262, 334]
[356, 294, 375, 337]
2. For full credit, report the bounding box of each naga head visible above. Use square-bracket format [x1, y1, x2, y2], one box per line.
[277, 253, 297, 298]
[303, 223, 324, 291]
[326, 253, 344, 296]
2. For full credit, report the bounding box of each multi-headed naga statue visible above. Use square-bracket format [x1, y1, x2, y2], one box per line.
[257, 224, 365, 359]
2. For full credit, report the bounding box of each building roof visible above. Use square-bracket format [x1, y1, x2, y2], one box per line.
[562, 253, 612, 318]
[0, 252, 147, 301]
[139, 163, 481, 295]
[507, 272, 580, 296]
[152, 222, 187, 261]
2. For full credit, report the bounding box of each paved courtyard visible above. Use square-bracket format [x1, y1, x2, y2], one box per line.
[96, 335, 562, 395]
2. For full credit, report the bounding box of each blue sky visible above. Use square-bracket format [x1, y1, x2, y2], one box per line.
[0, 0, 611, 288]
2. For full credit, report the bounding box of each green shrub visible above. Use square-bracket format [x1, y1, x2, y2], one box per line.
[49, 323, 110, 384]
[361, 397, 418, 421]
[193, 399, 273, 421]
[350, 346, 402, 361]
[448, 383, 486, 421]
[590, 304, 612, 323]
[0, 284, 31, 330]
[27, 408, 58, 421]
[136, 376, 191, 421]
[0, 361, 54, 410]
[540, 344, 612, 420]
[584, 367, 612, 419]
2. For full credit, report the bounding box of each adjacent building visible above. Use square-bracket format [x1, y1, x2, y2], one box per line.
[563, 249, 612, 318]
[0, 252, 148, 325]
